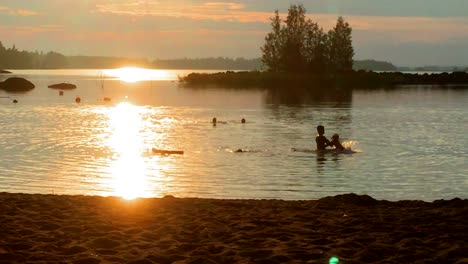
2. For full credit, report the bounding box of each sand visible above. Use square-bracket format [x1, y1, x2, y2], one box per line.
[0, 193, 467, 264]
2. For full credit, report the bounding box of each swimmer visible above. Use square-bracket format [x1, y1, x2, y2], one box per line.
[330, 134, 345, 151]
[315, 125, 331, 151]
[241, 118, 246, 124]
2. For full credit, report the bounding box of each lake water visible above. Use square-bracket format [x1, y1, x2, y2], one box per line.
[1, 69, 467, 201]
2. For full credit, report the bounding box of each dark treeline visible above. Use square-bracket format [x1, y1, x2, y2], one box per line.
[0, 42, 68, 69]
[398, 65, 468, 72]
[67, 56, 152, 68]
[1, 42, 263, 70]
[0, 39, 465, 73]
[354, 60, 397, 71]
[153, 57, 263, 70]
[180, 70, 468, 89]
[0, 42, 153, 69]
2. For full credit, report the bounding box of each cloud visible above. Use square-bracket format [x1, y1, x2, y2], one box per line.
[0, 6, 38, 16]
[95, 1, 268, 22]
[93, 1, 468, 43]
[16, 9, 39, 16]
[0, 25, 64, 36]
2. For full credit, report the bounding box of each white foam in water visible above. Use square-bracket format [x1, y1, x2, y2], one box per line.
[342, 140, 361, 153]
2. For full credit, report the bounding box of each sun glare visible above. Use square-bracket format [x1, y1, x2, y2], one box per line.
[103, 67, 170, 82]
[106, 102, 150, 199]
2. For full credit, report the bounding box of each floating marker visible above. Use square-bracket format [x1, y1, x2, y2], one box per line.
[75, 97, 81, 103]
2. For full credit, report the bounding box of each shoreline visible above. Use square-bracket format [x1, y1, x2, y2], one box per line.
[1, 192, 467, 263]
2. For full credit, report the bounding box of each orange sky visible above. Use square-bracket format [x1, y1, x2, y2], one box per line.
[1, 1, 468, 66]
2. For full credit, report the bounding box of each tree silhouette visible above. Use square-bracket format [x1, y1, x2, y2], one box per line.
[261, 10, 284, 72]
[261, 5, 354, 74]
[327, 17, 354, 73]
[304, 21, 328, 74]
[282, 4, 308, 73]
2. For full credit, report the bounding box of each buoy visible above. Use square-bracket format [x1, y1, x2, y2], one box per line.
[75, 97, 81, 103]
[12, 99, 18, 104]
[59, 91, 64, 96]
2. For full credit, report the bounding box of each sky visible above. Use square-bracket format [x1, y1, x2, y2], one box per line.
[1, 0, 468, 66]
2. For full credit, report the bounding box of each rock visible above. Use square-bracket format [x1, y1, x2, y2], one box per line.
[48, 83, 77, 89]
[0, 69, 12, 74]
[0, 77, 35, 92]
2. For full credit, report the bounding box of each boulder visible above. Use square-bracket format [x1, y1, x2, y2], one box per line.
[0, 77, 35, 92]
[48, 83, 77, 90]
[0, 69, 12, 74]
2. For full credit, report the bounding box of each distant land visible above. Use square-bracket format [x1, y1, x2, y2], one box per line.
[1, 42, 467, 72]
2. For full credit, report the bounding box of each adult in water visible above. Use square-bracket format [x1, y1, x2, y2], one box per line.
[315, 125, 331, 151]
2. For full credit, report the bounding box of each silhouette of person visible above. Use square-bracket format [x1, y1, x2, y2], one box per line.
[315, 125, 331, 151]
[330, 134, 344, 151]
[241, 118, 246, 123]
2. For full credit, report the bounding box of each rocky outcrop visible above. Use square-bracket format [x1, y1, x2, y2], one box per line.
[48, 83, 77, 90]
[0, 77, 35, 92]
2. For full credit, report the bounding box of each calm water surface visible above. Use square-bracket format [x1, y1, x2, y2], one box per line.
[0, 69, 467, 201]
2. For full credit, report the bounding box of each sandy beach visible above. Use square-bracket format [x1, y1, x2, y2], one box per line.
[0, 192, 467, 263]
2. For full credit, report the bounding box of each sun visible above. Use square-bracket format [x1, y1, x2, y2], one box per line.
[103, 67, 169, 82]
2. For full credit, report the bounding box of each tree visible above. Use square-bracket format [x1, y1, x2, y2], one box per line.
[304, 21, 328, 73]
[282, 4, 308, 73]
[41, 51, 68, 69]
[327, 17, 354, 73]
[261, 6, 354, 74]
[261, 10, 284, 72]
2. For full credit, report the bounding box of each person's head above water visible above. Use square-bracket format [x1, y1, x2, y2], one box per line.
[241, 118, 246, 123]
[212, 117, 217, 124]
[316, 125, 325, 135]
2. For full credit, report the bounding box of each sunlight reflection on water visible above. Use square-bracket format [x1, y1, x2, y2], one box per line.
[103, 67, 172, 82]
[105, 103, 150, 199]
[0, 70, 467, 201]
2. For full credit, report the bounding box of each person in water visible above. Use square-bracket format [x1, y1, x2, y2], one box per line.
[330, 134, 345, 151]
[241, 118, 246, 124]
[315, 125, 331, 151]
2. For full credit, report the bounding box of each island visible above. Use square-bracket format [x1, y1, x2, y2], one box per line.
[180, 5, 468, 90]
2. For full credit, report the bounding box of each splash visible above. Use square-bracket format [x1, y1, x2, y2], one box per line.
[342, 140, 360, 152]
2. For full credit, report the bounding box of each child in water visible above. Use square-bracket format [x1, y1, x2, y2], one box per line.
[315, 125, 331, 151]
[330, 134, 345, 151]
